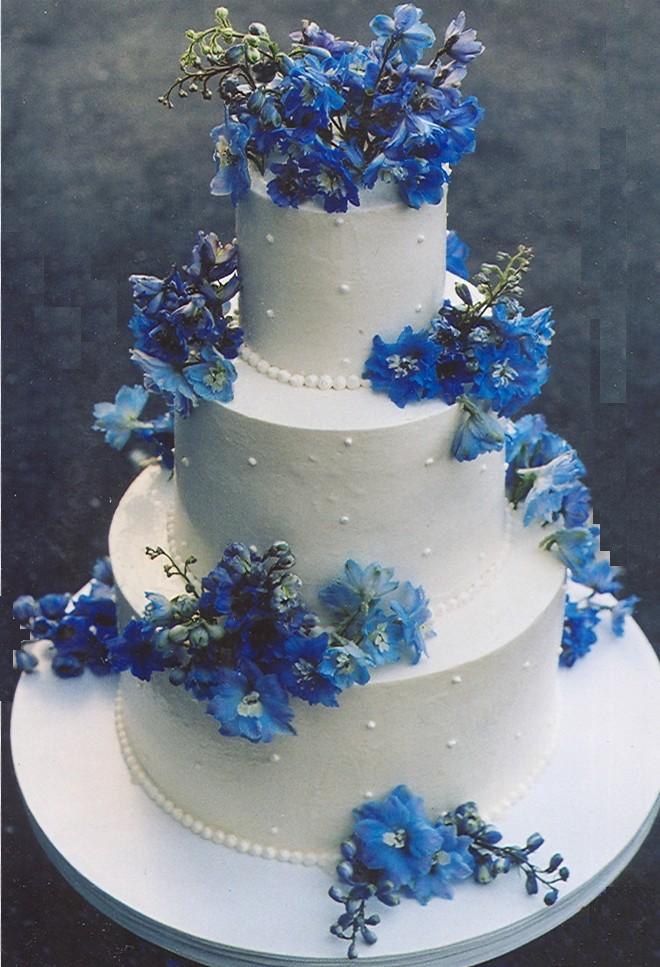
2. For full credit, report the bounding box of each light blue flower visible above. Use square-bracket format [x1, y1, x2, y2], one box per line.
[389, 581, 433, 664]
[443, 11, 485, 65]
[446, 230, 470, 279]
[320, 642, 373, 689]
[518, 450, 587, 526]
[353, 785, 442, 887]
[541, 526, 600, 574]
[12, 595, 39, 624]
[408, 823, 475, 903]
[209, 118, 251, 204]
[144, 592, 174, 624]
[91, 557, 114, 587]
[207, 664, 296, 742]
[361, 609, 404, 666]
[92, 384, 150, 450]
[184, 347, 238, 404]
[571, 558, 623, 594]
[319, 560, 399, 622]
[370, 5, 436, 66]
[610, 595, 639, 637]
[452, 395, 504, 462]
[560, 598, 601, 667]
[130, 349, 198, 414]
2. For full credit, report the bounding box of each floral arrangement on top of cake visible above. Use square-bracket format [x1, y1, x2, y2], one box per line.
[160, 5, 484, 211]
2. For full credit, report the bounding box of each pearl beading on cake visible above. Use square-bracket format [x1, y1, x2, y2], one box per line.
[114, 690, 337, 869]
[238, 344, 369, 390]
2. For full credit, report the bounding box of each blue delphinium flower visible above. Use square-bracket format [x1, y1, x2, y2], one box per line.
[353, 785, 442, 887]
[364, 326, 441, 407]
[370, 5, 436, 66]
[92, 557, 114, 586]
[319, 642, 372, 689]
[277, 632, 340, 706]
[446, 230, 470, 279]
[319, 560, 398, 626]
[206, 664, 295, 742]
[93, 385, 150, 450]
[183, 346, 238, 403]
[209, 118, 251, 203]
[130, 349, 198, 415]
[107, 618, 166, 681]
[443, 11, 485, 65]
[518, 450, 587, 526]
[408, 822, 475, 903]
[571, 558, 623, 595]
[361, 609, 405, 666]
[12, 595, 40, 624]
[541, 525, 600, 574]
[610, 595, 639, 637]
[560, 598, 601, 668]
[388, 581, 433, 663]
[451, 394, 504, 462]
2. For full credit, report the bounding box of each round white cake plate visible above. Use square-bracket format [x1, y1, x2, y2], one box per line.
[11, 620, 660, 967]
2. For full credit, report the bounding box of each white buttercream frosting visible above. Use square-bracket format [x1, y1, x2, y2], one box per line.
[235, 174, 447, 375]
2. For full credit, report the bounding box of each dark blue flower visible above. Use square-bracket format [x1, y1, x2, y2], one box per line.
[209, 118, 251, 204]
[353, 785, 442, 887]
[39, 593, 71, 620]
[370, 6, 436, 66]
[107, 618, 165, 681]
[451, 395, 504, 462]
[364, 326, 441, 407]
[12, 595, 39, 624]
[207, 664, 295, 742]
[277, 633, 340, 706]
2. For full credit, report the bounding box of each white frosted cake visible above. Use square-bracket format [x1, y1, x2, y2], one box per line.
[109, 175, 565, 864]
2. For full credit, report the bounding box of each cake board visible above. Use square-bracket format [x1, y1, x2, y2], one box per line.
[11, 621, 660, 967]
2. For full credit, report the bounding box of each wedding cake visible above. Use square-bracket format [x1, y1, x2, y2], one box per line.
[14, 4, 638, 954]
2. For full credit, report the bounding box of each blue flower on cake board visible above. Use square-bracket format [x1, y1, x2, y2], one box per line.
[409, 823, 475, 903]
[560, 599, 601, 668]
[353, 785, 442, 887]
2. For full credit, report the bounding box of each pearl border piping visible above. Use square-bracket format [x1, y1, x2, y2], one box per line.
[239, 343, 369, 390]
[114, 690, 337, 869]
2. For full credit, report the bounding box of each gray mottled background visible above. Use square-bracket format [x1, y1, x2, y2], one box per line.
[3, 0, 659, 964]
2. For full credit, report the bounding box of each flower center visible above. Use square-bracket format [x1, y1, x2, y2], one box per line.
[205, 365, 228, 389]
[237, 690, 263, 718]
[433, 849, 451, 866]
[387, 353, 419, 377]
[491, 358, 518, 386]
[382, 828, 407, 849]
[293, 658, 315, 683]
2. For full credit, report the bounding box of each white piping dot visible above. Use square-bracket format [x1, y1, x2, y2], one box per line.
[366, 720, 376, 730]
[247, 456, 257, 467]
[270, 753, 281, 763]
[339, 283, 350, 294]
[339, 515, 350, 525]
[424, 457, 435, 467]
[265, 308, 275, 319]
[265, 233, 274, 244]
[446, 738, 457, 749]
[344, 437, 353, 447]
[180, 456, 190, 467]
[417, 234, 425, 243]
[451, 675, 462, 684]
[335, 217, 345, 226]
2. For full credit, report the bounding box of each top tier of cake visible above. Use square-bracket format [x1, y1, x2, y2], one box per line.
[236, 175, 447, 378]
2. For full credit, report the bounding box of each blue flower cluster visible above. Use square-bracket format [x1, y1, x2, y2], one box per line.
[329, 787, 568, 959]
[92, 231, 242, 466]
[166, 6, 484, 212]
[505, 414, 638, 665]
[106, 546, 433, 743]
[13, 559, 117, 678]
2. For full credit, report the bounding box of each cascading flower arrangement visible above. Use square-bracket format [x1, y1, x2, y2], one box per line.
[93, 230, 242, 466]
[14, 546, 433, 743]
[161, 6, 484, 211]
[364, 241, 555, 462]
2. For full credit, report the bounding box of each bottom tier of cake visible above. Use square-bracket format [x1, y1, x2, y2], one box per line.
[110, 465, 565, 864]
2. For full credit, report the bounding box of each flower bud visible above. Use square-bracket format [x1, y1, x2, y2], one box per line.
[168, 624, 190, 644]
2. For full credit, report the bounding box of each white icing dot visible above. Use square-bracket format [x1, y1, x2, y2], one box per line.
[335, 217, 345, 226]
[247, 457, 258, 467]
[415, 303, 423, 313]
[478, 550, 487, 561]
[270, 753, 281, 763]
[339, 283, 351, 294]
[267, 365, 279, 379]
[212, 829, 226, 844]
[515, 731, 523, 740]
[181, 456, 190, 467]
[347, 375, 361, 390]
[341, 357, 351, 366]
[344, 437, 353, 447]
[226, 833, 238, 849]
[446, 738, 457, 749]
[265, 846, 278, 860]
[424, 457, 435, 467]
[270, 826, 279, 836]
[257, 359, 270, 374]
[265, 308, 275, 319]
[334, 375, 347, 390]
[318, 374, 333, 390]
[308, 454, 318, 463]
[417, 233, 425, 243]
[479, 462, 489, 474]
[278, 369, 292, 383]
[265, 233, 274, 244]
[249, 843, 263, 857]
[339, 515, 350, 525]
[451, 675, 462, 684]
[364, 790, 374, 799]
[422, 547, 432, 557]
[366, 720, 377, 730]
[290, 374, 305, 388]
[238, 839, 250, 853]
[192, 819, 204, 835]
[305, 374, 319, 388]
[523, 660, 531, 669]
